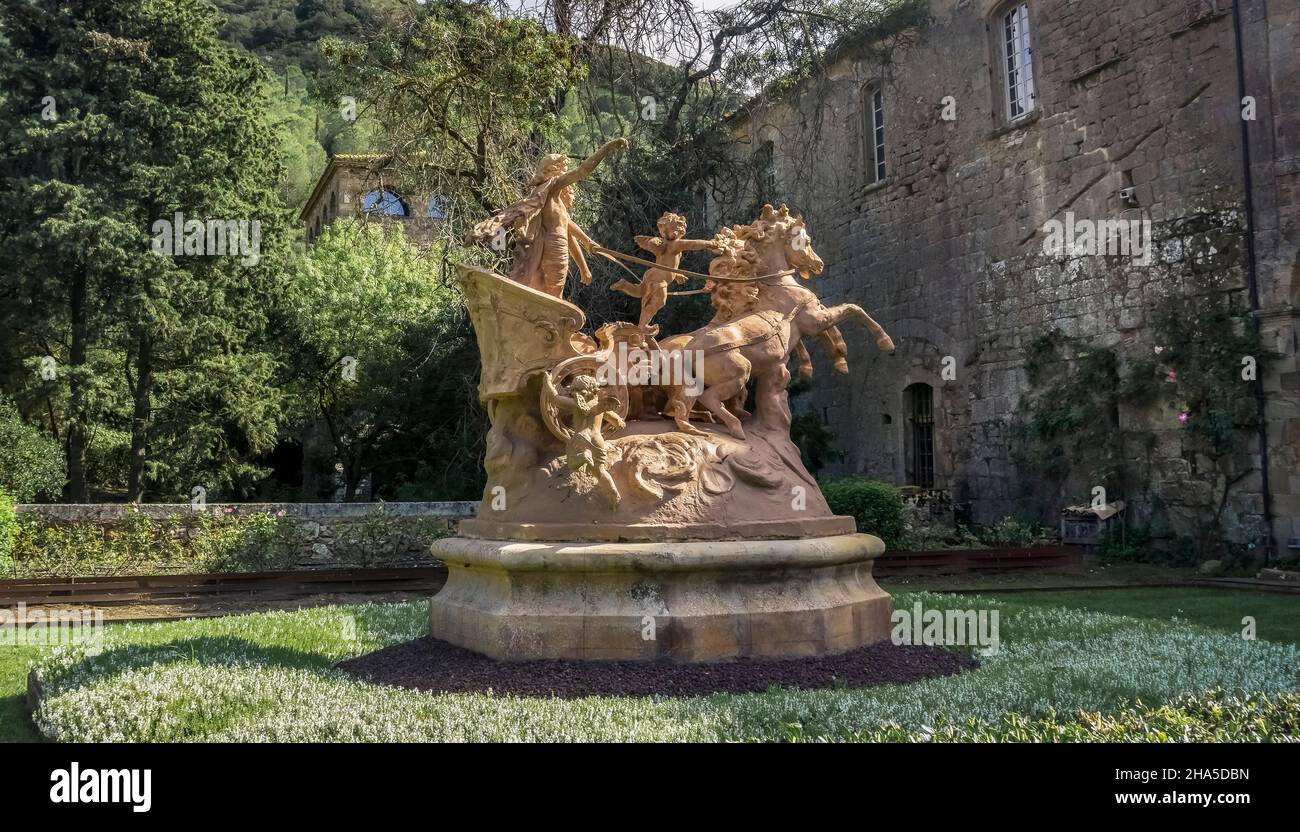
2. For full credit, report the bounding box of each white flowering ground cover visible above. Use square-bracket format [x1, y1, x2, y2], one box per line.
[28, 592, 1300, 742]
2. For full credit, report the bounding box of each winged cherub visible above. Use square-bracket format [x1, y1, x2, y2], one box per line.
[611, 211, 721, 329]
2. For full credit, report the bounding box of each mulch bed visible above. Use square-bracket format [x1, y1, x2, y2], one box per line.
[337, 637, 978, 698]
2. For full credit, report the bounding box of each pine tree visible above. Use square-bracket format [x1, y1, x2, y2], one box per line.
[0, 0, 293, 500]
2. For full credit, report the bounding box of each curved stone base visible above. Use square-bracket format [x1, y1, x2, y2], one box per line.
[429, 534, 892, 662]
[457, 514, 855, 543]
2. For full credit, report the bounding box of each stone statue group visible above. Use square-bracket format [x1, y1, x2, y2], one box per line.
[468, 137, 895, 509]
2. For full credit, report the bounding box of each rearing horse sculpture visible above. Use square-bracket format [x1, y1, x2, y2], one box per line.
[739, 204, 895, 378]
[662, 229, 893, 439]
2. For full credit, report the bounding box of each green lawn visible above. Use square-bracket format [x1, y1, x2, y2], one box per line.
[10, 587, 1297, 742]
[993, 588, 1300, 646]
[0, 646, 45, 742]
[879, 561, 1196, 592]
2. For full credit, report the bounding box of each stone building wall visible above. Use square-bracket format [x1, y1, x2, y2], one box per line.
[709, 0, 1299, 553]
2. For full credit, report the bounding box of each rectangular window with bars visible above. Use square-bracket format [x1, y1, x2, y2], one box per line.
[862, 87, 886, 183]
[909, 384, 935, 489]
[1001, 3, 1035, 121]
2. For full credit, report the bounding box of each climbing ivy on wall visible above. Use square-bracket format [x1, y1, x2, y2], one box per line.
[1011, 329, 1127, 501]
[1146, 292, 1267, 455]
[1013, 284, 1271, 553]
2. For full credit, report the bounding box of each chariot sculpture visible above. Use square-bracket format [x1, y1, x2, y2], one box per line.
[432, 138, 898, 662]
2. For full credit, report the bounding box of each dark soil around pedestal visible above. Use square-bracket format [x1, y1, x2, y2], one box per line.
[336, 638, 978, 699]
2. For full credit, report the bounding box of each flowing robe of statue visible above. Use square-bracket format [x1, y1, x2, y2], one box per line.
[471, 138, 626, 298]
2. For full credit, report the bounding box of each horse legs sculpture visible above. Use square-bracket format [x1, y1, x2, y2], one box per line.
[739, 205, 895, 379]
[664, 260, 887, 439]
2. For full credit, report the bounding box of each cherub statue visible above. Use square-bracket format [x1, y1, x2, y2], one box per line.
[470, 138, 628, 298]
[543, 371, 626, 508]
[611, 211, 720, 328]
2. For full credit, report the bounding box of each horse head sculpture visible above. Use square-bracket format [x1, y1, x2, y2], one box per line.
[736, 204, 824, 280]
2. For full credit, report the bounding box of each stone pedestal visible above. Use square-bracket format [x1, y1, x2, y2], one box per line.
[429, 533, 890, 662]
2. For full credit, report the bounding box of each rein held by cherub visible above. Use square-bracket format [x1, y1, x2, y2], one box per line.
[587, 244, 797, 286]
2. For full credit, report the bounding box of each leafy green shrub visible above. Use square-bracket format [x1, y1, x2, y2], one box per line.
[6, 508, 449, 578]
[1097, 522, 1152, 562]
[239, 511, 307, 571]
[173, 510, 304, 573]
[904, 520, 1045, 551]
[900, 521, 951, 551]
[901, 521, 985, 551]
[330, 505, 453, 567]
[0, 396, 66, 502]
[10, 510, 307, 578]
[12, 509, 184, 577]
[0, 489, 16, 577]
[820, 478, 906, 549]
[1098, 525, 1224, 569]
[978, 517, 1047, 547]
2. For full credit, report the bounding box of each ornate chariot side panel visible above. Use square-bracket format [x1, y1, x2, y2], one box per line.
[456, 265, 589, 400]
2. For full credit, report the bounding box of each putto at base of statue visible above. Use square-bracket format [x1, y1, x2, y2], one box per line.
[436, 138, 898, 661]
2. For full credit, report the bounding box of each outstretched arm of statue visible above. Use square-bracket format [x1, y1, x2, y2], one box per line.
[665, 238, 721, 281]
[633, 235, 665, 255]
[556, 137, 628, 188]
[672, 238, 721, 254]
[543, 373, 577, 413]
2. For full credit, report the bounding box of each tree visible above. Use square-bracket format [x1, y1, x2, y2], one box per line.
[0, 0, 294, 501]
[0, 395, 66, 503]
[315, 1, 583, 218]
[264, 64, 330, 208]
[284, 221, 482, 500]
[318, 1, 929, 269]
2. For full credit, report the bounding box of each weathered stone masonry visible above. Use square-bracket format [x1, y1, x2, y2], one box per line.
[711, 0, 1299, 552]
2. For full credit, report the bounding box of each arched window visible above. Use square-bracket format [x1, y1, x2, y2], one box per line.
[905, 383, 935, 488]
[425, 197, 445, 220]
[362, 190, 408, 216]
[329, 191, 338, 220]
